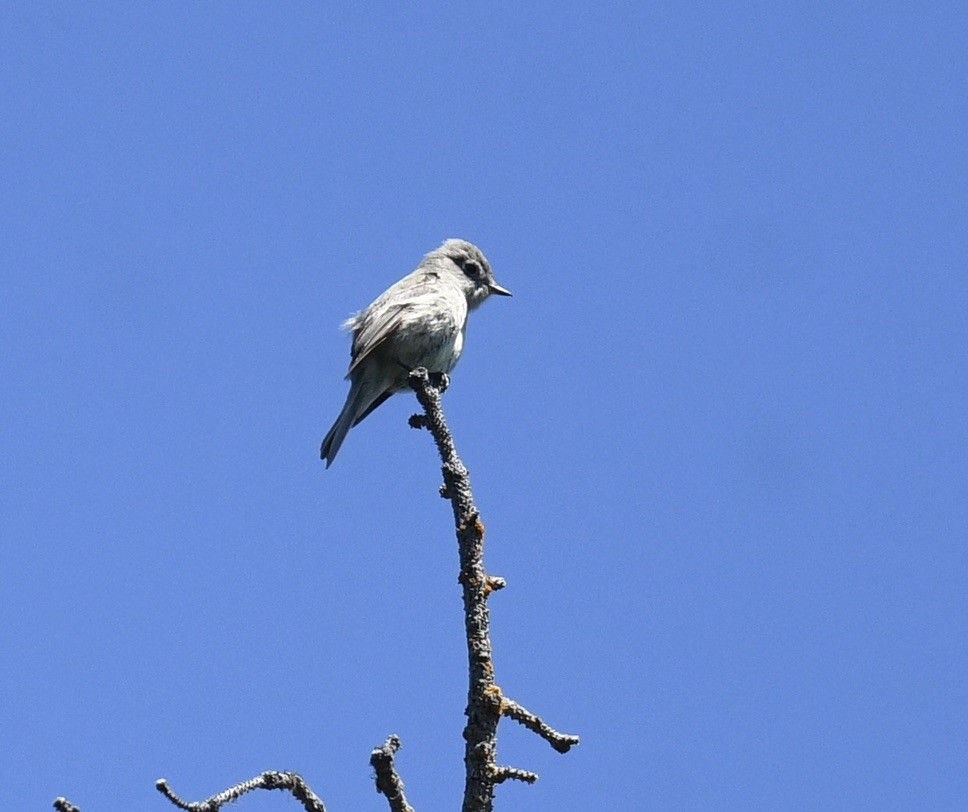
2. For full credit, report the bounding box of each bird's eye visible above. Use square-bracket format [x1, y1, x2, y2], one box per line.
[462, 259, 484, 279]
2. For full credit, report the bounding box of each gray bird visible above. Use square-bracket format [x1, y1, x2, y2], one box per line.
[320, 239, 511, 467]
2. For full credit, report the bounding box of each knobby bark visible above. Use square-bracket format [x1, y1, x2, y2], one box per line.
[370, 735, 415, 812]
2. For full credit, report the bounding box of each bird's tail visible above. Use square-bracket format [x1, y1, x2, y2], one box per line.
[320, 399, 356, 468]
[321, 380, 383, 468]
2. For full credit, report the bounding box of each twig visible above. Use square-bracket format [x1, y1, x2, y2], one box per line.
[409, 368, 579, 812]
[53, 799, 80, 812]
[492, 766, 539, 785]
[370, 734, 415, 812]
[155, 771, 327, 812]
[501, 697, 581, 753]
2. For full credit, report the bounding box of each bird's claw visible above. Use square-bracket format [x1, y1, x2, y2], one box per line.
[428, 371, 450, 392]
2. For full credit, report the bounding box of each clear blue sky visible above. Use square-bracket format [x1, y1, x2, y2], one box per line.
[3, 3, 966, 810]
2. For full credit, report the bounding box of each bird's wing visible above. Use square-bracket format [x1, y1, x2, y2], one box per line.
[345, 273, 440, 376]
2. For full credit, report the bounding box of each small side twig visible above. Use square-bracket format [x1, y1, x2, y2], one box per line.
[155, 771, 327, 812]
[492, 766, 539, 785]
[53, 799, 80, 812]
[501, 697, 581, 754]
[370, 735, 415, 812]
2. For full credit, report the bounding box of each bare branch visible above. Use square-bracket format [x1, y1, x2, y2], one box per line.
[410, 368, 500, 811]
[370, 735, 415, 812]
[501, 697, 581, 754]
[53, 798, 80, 812]
[409, 368, 579, 812]
[155, 771, 326, 812]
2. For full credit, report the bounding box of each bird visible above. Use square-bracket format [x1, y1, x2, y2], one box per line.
[320, 239, 511, 467]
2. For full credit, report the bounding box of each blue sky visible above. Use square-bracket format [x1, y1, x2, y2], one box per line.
[2, 3, 967, 810]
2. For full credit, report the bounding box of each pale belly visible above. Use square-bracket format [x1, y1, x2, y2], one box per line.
[383, 320, 464, 387]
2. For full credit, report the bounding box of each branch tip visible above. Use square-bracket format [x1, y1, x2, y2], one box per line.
[408, 367, 429, 386]
[370, 735, 414, 812]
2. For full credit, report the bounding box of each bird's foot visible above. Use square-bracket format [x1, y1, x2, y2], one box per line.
[428, 371, 450, 392]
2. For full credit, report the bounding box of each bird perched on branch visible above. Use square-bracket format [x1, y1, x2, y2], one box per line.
[320, 239, 511, 467]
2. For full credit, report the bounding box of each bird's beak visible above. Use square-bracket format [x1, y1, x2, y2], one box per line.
[488, 281, 512, 297]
